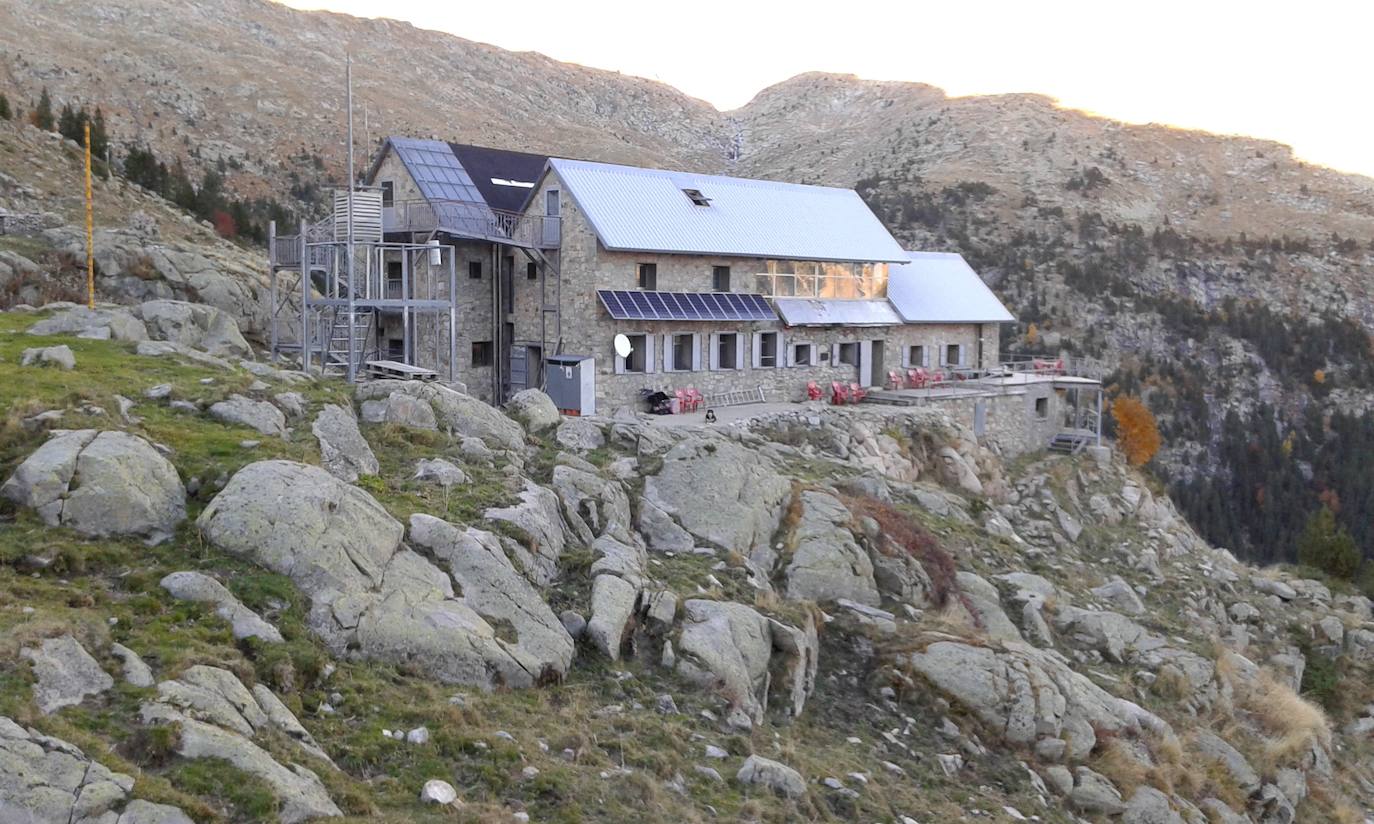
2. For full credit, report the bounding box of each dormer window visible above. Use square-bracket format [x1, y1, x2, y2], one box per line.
[682, 188, 711, 206]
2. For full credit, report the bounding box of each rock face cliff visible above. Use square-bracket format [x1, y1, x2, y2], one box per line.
[1, 296, 1372, 822]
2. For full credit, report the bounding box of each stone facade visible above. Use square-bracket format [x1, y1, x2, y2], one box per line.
[511, 170, 999, 412]
[371, 149, 499, 403]
[369, 155, 1007, 413]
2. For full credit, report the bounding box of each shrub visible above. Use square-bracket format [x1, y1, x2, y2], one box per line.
[1297, 506, 1361, 581]
[842, 495, 957, 608]
[1111, 395, 1161, 466]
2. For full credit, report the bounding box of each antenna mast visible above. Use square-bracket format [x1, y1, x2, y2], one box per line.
[345, 52, 357, 381]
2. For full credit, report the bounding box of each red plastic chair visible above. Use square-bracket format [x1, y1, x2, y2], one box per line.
[930, 369, 946, 385]
[806, 381, 823, 401]
[674, 389, 689, 413]
[850, 382, 868, 403]
[907, 368, 925, 389]
[887, 370, 904, 389]
[686, 387, 704, 411]
[830, 382, 849, 405]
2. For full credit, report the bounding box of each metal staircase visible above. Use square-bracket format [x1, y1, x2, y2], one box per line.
[1049, 432, 1094, 455]
[320, 307, 379, 376]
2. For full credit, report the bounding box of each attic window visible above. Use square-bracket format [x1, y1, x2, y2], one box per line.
[682, 188, 711, 206]
[492, 177, 535, 189]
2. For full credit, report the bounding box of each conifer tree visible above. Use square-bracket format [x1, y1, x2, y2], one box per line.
[32, 87, 54, 131]
[0, 94, 10, 121]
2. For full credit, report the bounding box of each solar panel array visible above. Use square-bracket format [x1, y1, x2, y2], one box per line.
[391, 138, 485, 204]
[597, 290, 777, 322]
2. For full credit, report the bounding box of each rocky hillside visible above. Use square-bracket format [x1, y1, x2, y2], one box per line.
[7, 0, 1374, 568]
[3, 294, 1374, 823]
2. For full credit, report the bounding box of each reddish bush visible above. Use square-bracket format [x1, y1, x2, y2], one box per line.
[843, 495, 957, 609]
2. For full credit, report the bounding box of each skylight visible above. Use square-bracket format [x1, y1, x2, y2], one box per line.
[682, 188, 711, 206]
[492, 177, 535, 188]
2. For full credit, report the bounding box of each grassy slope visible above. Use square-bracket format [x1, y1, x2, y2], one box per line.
[0, 309, 1075, 823]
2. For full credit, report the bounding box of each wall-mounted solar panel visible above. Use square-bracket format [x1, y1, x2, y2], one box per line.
[597, 290, 776, 322]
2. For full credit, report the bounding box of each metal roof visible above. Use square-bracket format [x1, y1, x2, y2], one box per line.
[774, 298, 903, 327]
[886, 251, 1015, 324]
[547, 158, 908, 263]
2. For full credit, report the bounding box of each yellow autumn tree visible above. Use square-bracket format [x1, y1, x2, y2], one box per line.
[1111, 395, 1161, 466]
[1026, 323, 1040, 346]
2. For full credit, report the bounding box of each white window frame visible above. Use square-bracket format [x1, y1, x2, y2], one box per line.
[665, 332, 696, 372]
[834, 341, 860, 367]
[711, 332, 743, 371]
[752, 330, 784, 369]
[788, 341, 817, 368]
[614, 333, 656, 374]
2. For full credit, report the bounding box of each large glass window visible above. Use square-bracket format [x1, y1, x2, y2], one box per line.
[752, 261, 888, 299]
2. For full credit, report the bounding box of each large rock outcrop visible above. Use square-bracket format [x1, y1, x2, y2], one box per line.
[0, 716, 193, 824]
[355, 380, 525, 450]
[783, 490, 879, 606]
[644, 438, 792, 566]
[674, 599, 817, 725]
[1, 429, 186, 544]
[311, 404, 378, 482]
[899, 637, 1145, 761]
[197, 461, 570, 688]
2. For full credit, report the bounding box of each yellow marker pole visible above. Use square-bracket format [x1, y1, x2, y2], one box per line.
[84, 121, 94, 309]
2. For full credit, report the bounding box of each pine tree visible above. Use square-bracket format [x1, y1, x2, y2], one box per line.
[1297, 506, 1361, 580]
[0, 94, 10, 121]
[57, 103, 81, 143]
[32, 87, 54, 131]
[90, 107, 109, 158]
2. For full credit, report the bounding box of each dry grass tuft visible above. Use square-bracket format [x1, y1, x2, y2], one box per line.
[842, 494, 958, 608]
[1091, 735, 1152, 797]
[1246, 673, 1331, 771]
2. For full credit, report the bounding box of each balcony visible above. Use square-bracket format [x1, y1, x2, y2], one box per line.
[384, 198, 560, 249]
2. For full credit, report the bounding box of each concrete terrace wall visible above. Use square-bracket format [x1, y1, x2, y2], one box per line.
[513, 169, 999, 412]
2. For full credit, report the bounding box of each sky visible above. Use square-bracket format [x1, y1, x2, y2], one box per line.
[280, 0, 1374, 178]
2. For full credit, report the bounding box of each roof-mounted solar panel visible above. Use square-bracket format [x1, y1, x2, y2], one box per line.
[596, 290, 776, 322]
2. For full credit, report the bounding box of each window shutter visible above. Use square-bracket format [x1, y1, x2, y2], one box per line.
[692, 334, 702, 371]
[924, 346, 932, 368]
[775, 332, 785, 369]
[663, 335, 674, 373]
[614, 344, 626, 375]
[958, 344, 966, 367]
[751, 332, 762, 369]
[645, 334, 656, 373]
[709, 333, 720, 371]
[831, 343, 840, 365]
[734, 334, 745, 371]
[901, 345, 910, 368]
[785, 343, 795, 368]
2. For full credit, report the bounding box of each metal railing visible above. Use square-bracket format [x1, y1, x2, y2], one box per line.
[997, 354, 1110, 380]
[386, 198, 560, 248]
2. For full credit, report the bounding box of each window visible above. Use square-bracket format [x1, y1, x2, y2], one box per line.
[623, 333, 648, 373]
[380, 181, 394, 208]
[386, 260, 403, 299]
[908, 345, 925, 367]
[471, 340, 493, 367]
[715, 333, 739, 371]
[946, 344, 962, 366]
[683, 188, 711, 206]
[1034, 396, 1048, 419]
[387, 338, 404, 360]
[712, 265, 731, 292]
[545, 189, 560, 217]
[468, 260, 482, 280]
[758, 331, 779, 368]
[670, 333, 694, 372]
[837, 342, 860, 366]
[753, 261, 890, 299]
[527, 261, 538, 280]
[637, 263, 657, 290]
[792, 343, 814, 367]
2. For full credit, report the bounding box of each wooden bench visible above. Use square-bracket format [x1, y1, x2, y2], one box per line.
[364, 360, 439, 381]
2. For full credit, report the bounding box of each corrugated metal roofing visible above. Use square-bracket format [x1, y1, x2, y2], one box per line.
[390, 137, 486, 205]
[548, 158, 908, 263]
[886, 251, 1015, 324]
[774, 298, 903, 327]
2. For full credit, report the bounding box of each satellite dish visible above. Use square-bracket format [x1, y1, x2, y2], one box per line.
[613, 334, 633, 359]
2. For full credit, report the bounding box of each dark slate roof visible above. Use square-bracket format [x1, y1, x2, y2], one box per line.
[448, 143, 549, 213]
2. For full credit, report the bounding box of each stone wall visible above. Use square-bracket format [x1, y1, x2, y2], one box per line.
[925, 382, 1072, 457]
